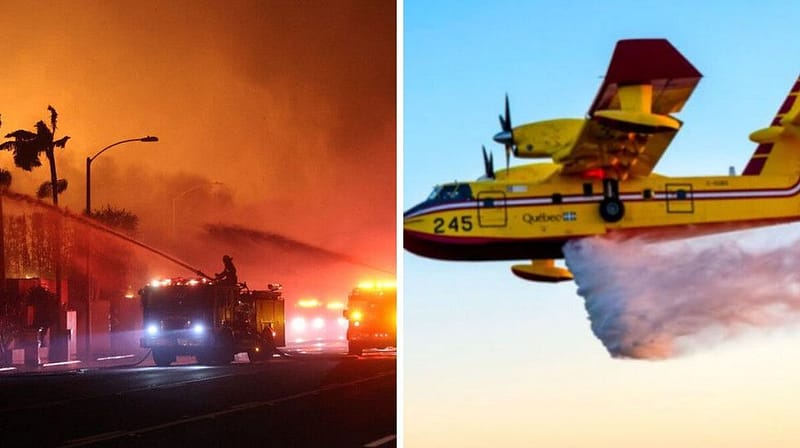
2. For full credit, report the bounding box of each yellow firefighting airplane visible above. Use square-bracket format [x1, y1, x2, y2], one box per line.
[404, 39, 800, 283]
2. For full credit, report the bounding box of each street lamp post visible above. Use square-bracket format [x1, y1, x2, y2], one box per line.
[85, 136, 158, 215]
[83, 135, 156, 358]
[172, 182, 224, 238]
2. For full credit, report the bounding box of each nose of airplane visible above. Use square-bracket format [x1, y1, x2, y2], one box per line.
[403, 217, 473, 261]
[403, 225, 434, 259]
[402, 211, 436, 259]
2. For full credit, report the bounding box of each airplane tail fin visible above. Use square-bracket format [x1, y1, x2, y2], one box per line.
[743, 75, 800, 176]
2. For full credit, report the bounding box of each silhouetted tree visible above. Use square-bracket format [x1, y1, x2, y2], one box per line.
[1, 107, 70, 323]
[0, 169, 11, 189]
[36, 179, 67, 200]
[0, 106, 70, 205]
[91, 205, 139, 236]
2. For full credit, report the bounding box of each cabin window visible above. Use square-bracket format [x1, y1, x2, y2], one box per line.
[552, 193, 563, 204]
[582, 183, 593, 196]
[676, 189, 687, 200]
[643, 188, 652, 199]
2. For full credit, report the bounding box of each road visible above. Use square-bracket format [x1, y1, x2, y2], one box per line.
[0, 352, 396, 447]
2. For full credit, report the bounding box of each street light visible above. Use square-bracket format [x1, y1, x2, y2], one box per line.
[172, 181, 224, 237]
[85, 136, 159, 215]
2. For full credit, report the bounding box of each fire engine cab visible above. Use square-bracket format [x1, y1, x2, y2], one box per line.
[343, 281, 396, 355]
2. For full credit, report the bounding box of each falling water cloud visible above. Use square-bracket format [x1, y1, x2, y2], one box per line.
[204, 223, 394, 275]
[563, 225, 800, 359]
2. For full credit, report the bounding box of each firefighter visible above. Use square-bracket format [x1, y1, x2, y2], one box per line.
[215, 255, 238, 285]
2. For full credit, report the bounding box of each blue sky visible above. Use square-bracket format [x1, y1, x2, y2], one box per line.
[403, 1, 800, 446]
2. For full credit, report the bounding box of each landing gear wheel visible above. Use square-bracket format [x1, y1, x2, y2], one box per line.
[599, 197, 625, 223]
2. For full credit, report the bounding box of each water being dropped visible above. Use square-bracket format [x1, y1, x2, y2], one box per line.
[564, 227, 800, 359]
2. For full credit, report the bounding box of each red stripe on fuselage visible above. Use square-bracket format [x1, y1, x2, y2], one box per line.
[404, 217, 800, 262]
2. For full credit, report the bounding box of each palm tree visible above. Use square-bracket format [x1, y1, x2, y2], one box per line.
[0, 106, 70, 205]
[0, 107, 70, 325]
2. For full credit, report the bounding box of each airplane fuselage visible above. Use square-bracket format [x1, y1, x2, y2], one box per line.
[403, 167, 800, 261]
[404, 39, 800, 283]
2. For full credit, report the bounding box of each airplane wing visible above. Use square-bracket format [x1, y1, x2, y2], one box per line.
[556, 39, 702, 179]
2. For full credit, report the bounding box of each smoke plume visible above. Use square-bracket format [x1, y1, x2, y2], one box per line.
[205, 223, 394, 275]
[0, 1, 396, 301]
[563, 227, 800, 359]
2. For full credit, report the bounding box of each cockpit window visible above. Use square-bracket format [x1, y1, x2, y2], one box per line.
[426, 184, 472, 202]
[426, 186, 442, 201]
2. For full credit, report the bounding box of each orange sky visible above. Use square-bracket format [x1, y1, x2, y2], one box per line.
[0, 0, 396, 298]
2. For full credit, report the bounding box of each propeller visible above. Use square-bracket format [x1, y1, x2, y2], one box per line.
[492, 94, 515, 172]
[481, 145, 495, 179]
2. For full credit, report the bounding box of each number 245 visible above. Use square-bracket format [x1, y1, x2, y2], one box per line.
[433, 216, 473, 233]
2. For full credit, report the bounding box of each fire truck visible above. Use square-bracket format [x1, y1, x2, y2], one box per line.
[139, 277, 285, 366]
[343, 281, 396, 355]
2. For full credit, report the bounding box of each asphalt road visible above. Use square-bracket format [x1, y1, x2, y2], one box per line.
[0, 353, 396, 447]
